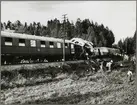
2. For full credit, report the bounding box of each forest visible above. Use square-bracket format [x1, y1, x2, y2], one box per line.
[117, 31, 136, 55]
[1, 18, 136, 55]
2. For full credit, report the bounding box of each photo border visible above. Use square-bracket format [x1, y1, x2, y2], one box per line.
[0, 0, 136, 105]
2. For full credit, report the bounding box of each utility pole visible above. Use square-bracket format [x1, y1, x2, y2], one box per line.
[62, 14, 67, 62]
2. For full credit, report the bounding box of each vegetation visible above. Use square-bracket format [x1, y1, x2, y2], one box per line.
[117, 31, 136, 55]
[1, 61, 136, 104]
[1, 18, 115, 47]
[1, 19, 135, 54]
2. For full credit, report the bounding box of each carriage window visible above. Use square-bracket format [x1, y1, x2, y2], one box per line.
[19, 39, 25, 46]
[57, 43, 61, 48]
[65, 43, 68, 48]
[75, 41, 79, 44]
[49, 42, 54, 48]
[30, 40, 36, 47]
[5, 37, 12, 46]
[71, 44, 74, 49]
[40, 41, 46, 47]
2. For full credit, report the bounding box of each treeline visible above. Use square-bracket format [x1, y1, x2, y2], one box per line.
[117, 31, 136, 55]
[1, 18, 115, 47]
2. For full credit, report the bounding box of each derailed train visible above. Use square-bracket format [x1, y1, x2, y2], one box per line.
[1, 31, 86, 64]
[1, 31, 121, 65]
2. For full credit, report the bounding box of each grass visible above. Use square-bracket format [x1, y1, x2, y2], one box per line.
[1, 61, 136, 104]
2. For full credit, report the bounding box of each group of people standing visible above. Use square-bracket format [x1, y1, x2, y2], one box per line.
[84, 47, 134, 83]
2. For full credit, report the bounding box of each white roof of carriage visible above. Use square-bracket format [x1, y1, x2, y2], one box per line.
[94, 47, 109, 52]
[1, 31, 70, 43]
[70, 38, 93, 47]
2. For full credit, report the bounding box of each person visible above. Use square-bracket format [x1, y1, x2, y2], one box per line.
[99, 61, 109, 81]
[131, 55, 136, 65]
[100, 61, 103, 71]
[123, 54, 129, 61]
[86, 52, 89, 60]
[127, 70, 133, 82]
[106, 60, 113, 72]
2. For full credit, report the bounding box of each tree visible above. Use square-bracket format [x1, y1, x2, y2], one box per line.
[2, 18, 116, 48]
[98, 41, 103, 47]
[58, 24, 64, 38]
[105, 30, 115, 47]
[3, 22, 7, 29]
[100, 24, 104, 30]
[34, 22, 42, 36]
[122, 37, 135, 55]
[81, 19, 91, 34]
[33, 22, 36, 29]
[75, 18, 82, 37]
[95, 22, 98, 27]
[1, 22, 3, 30]
[133, 31, 136, 53]
[118, 39, 123, 49]
[24, 22, 28, 33]
[7, 20, 11, 29]
[27, 23, 34, 35]
[93, 37, 97, 47]
[69, 22, 76, 38]
[65, 19, 72, 39]
[99, 31, 106, 46]
[87, 26, 95, 43]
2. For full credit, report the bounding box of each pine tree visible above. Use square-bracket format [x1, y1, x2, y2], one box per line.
[75, 18, 82, 37]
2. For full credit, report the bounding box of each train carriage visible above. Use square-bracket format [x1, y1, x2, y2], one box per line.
[1, 31, 75, 64]
[1, 31, 121, 65]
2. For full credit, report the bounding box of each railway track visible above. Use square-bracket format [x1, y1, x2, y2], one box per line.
[1, 60, 85, 72]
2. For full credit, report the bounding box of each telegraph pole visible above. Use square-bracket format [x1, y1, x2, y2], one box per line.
[62, 14, 67, 62]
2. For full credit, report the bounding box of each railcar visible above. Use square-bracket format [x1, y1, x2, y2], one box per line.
[93, 47, 109, 56]
[1, 31, 76, 64]
[107, 48, 121, 56]
[2, 31, 121, 65]
[93, 47, 121, 56]
[92, 47, 121, 61]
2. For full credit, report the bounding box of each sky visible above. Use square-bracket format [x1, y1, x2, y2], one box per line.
[1, 1, 136, 44]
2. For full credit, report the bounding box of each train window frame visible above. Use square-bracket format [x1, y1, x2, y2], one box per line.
[72, 40, 75, 42]
[40, 41, 46, 48]
[71, 44, 74, 49]
[49, 42, 54, 48]
[65, 43, 68, 48]
[19, 39, 25, 47]
[57, 42, 61, 48]
[71, 44, 75, 54]
[5, 37, 12, 46]
[75, 41, 79, 44]
[30, 40, 36, 47]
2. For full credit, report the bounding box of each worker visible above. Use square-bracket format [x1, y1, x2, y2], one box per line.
[100, 61, 104, 71]
[127, 70, 133, 82]
[106, 60, 113, 72]
[85, 52, 89, 60]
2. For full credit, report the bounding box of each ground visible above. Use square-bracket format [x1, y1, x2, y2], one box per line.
[1, 60, 136, 104]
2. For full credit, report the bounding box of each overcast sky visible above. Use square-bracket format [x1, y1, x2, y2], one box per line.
[1, 1, 136, 44]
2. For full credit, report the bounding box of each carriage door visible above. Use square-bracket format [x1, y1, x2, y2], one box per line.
[71, 44, 75, 54]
